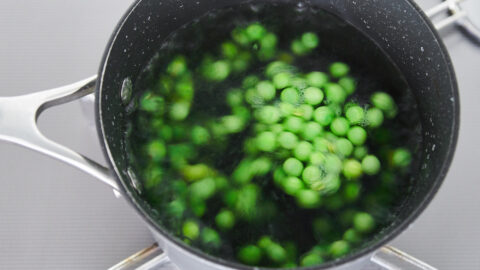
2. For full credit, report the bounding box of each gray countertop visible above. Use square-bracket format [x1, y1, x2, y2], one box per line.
[0, 0, 479, 269]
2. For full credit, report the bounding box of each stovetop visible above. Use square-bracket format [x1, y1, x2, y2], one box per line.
[0, 0, 479, 269]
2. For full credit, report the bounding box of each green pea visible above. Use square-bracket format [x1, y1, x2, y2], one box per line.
[203, 60, 231, 82]
[256, 81, 276, 101]
[329, 240, 350, 258]
[354, 146, 368, 160]
[140, 92, 165, 113]
[167, 199, 186, 219]
[265, 242, 288, 263]
[283, 116, 304, 133]
[256, 105, 281, 124]
[226, 89, 244, 107]
[310, 173, 341, 195]
[353, 212, 376, 233]
[143, 166, 163, 188]
[278, 131, 299, 149]
[330, 62, 350, 78]
[313, 137, 330, 152]
[338, 76, 356, 95]
[233, 106, 251, 122]
[330, 117, 350, 136]
[345, 106, 365, 125]
[281, 87, 300, 104]
[243, 75, 260, 88]
[232, 27, 250, 46]
[362, 155, 381, 175]
[235, 184, 259, 220]
[159, 124, 173, 141]
[300, 252, 324, 266]
[246, 23, 266, 41]
[343, 228, 362, 244]
[215, 209, 235, 231]
[146, 140, 166, 161]
[306, 71, 328, 88]
[221, 41, 238, 59]
[221, 115, 246, 133]
[283, 158, 304, 177]
[282, 176, 305, 195]
[189, 177, 216, 201]
[233, 159, 254, 184]
[301, 32, 320, 49]
[325, 83, 347, 104]
[302, 122, 323, 141]
[256, 131, 276, 152]
[279, 102, 295, 117]
[296, 190, 321, 208]
[290, 77, 308, 90]
[182, 220, 200, 240]
[175, 78, 194, 100]
[335, 138, 354, 157]
[310, 152, 326, 165]
[342, 159, 363, 180]
[291, 39, 308, 56]
[223, 190, 238, 208]
[251, 157, 272, 176]
[181, 164, 214, 182]
[294, 141, 313, 161]
[191, 126, 210, 145]
[293, 104, 314, 121]
[201, 228, 221, 249]
[169, 101, 190, 121]
[325, 154, 342, 173]
[260, 32, 278, 49]
[302, 165, 322, 184]
[231, 56, 250, 73]
[347, 126, 367, 146]
[366, 107, 384, 128]
[191, 199, 206, 217]
[167, 55, 187, 77]
[314, 106, 335, 126]
[304, 87, 324, 106]
[343, 182, 361, 202]
[237, 245, 262, 265]
[270, 123, 284, 134]
[265, 61, 294, 78]
[392, 148, 412, 167]
[273, 72, 291, 89]
[371, 92, 398, 118]
[213, 176, 229, 191]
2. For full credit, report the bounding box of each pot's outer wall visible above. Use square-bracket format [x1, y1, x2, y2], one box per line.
[96, 0, 458, 269]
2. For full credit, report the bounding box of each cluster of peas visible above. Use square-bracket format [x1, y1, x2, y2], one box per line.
[130, 22, 413, 268]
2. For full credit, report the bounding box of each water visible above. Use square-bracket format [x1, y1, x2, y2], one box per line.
[124, 2, 422, 267]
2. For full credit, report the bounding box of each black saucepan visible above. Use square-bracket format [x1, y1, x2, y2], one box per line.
[0, 0, 459, 269]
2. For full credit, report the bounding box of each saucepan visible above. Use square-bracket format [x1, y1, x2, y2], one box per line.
[2, 0, 476, 269]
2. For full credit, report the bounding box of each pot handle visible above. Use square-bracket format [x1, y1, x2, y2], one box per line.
[108, 244, 177, 270]
[370, 246, 437, 270]
[0, 76, 119, 191]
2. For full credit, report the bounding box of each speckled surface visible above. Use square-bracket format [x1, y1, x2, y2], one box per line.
[0, 0, 479, 269]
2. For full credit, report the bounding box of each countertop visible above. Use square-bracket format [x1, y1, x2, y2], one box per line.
[0, 0, 479, 269]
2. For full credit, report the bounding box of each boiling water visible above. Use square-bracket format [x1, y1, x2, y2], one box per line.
[124, 2, 422, 267]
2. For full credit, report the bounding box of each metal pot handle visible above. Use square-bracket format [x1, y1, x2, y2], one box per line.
[370, 246, 437, 270]
[0, 76, 119, 191]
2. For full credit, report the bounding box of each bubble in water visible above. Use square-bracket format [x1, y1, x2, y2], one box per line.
[121, 77, 133, 105]
[249, 3, 261, 13]
[127, 167, 142, 193]
[296, 1, 307, 12]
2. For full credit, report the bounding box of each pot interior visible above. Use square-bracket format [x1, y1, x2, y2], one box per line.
[96, 0, 458, 268]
